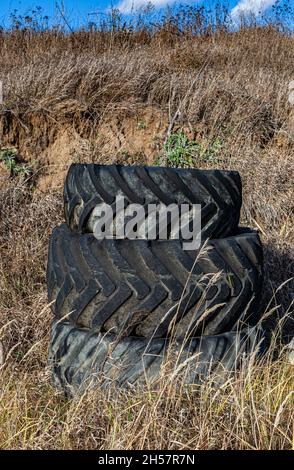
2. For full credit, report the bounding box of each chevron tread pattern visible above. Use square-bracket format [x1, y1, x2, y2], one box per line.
[47, 224, 263, 338]
[48, 321, 265, 394]
[64, 164, 242, 239]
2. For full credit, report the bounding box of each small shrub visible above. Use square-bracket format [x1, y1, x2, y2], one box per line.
[0, 148, 32, 177]
[156, 131, 223, 168]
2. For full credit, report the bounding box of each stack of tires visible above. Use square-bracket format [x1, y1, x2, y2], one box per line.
[47, 164, 264, 395]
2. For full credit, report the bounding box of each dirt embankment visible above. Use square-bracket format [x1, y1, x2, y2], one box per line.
[0, 106, 170, 191]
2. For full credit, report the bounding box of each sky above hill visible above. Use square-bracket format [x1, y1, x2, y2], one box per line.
[1, 0, 292, 26]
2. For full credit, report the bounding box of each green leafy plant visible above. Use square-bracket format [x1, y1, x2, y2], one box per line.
[156, 130, 223, 168]
[0, 148, 32, 177]
[164, 130, 195, 167]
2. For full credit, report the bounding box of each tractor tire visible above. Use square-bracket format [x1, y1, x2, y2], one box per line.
[64, 164, 242, 240]
[49, 321, 265, 395]
[47, 224, 263, 338]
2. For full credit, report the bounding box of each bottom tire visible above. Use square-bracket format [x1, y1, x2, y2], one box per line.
[49, 321, 265, 396]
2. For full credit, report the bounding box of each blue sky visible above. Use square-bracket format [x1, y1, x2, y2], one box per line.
[0, 0, 292, 27]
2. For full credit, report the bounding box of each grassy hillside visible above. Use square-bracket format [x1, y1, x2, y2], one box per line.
[0, 6, 293, 449]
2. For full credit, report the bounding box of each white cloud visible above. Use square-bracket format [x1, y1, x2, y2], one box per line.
[231, 0, 276, 18]
[116, 1, 178, 14]
[115, 0, 276, 17]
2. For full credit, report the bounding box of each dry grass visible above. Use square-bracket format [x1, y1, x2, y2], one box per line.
[0, 342, 293, 450]
[0, 7, 293, 449]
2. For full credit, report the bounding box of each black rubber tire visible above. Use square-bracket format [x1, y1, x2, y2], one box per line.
[48, 321, 265, 395]
[47, 224, 263, 338]
[64, 164, 242, 240]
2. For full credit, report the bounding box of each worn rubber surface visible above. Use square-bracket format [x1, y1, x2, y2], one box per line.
[49, 321, 265, 394]
[47, 224, 263, 338]
[64, 164, 242, 240]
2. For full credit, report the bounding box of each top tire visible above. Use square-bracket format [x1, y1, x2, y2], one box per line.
[64, 164, 242, 240]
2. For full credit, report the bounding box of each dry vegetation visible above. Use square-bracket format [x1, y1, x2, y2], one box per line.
[0, 5, 293, 449]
